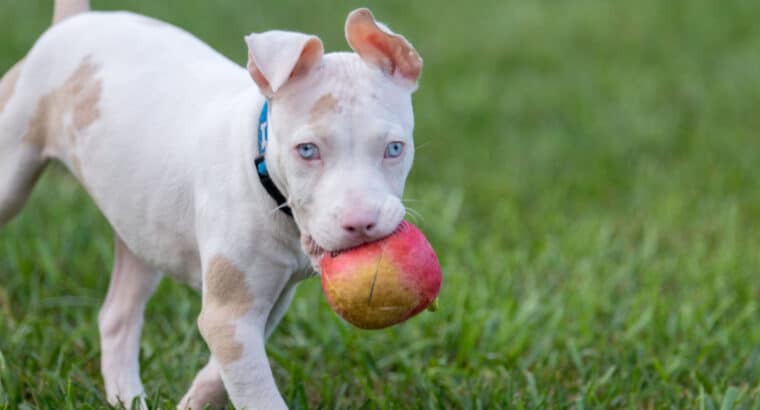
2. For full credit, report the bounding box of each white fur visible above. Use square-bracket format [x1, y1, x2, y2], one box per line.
[0, 4, 421, 409]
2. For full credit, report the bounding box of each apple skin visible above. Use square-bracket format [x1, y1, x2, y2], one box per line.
[320, 221, 442, 329]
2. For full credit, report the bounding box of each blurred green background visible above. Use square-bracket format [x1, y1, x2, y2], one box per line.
[2, 0, 760, 408]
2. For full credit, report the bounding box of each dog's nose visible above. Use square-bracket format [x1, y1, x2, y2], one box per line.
[341, 209, 379, 238]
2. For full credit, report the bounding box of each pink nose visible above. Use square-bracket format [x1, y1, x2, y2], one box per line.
[341, 209, 379, 238]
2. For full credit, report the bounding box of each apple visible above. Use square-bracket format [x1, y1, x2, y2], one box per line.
[320, 221, 442, 329]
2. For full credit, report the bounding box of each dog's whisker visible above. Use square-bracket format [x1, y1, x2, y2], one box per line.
[404, 206, 424, 224]
[405, 213, 420, 224]
[403, 203, 423, 215]
[414, 140, 432, 151]
[406, 209, 422, 221]
[269, 201, 291, 215]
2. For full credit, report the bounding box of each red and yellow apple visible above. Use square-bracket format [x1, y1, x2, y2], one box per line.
[320, 221, 442, 329]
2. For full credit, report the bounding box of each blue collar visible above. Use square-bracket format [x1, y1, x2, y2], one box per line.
[254, 101, 293, 217]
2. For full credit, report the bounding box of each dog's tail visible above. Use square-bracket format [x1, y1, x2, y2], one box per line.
[0, 1, 90, 226]
[53, 0, 90, 25]
[0, 0, 91, 226]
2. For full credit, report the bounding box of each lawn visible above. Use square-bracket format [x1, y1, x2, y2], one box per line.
[2, 0, 760, 408]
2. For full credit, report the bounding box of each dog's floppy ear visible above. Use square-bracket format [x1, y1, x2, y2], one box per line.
[245, 31, 324, 98]
[345, 8, 422, 89]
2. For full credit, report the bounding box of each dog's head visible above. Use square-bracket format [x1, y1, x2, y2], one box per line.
[245, 9, 422, 265]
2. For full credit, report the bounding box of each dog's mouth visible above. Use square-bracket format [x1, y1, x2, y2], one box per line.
[301, 223, 406, 265]
[301, 234, 327, 266]
[301, 234, 369, 270]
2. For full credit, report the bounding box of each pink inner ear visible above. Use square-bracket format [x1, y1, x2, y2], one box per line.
[346, 9, 422, 82]
[367, 33, 421, 80]
[251, 66, 271, 90]
[289, 39, 322, 80]
[390, 39, 422, 80]
[248, 53, 274, 97]
[365, 33, 395, 74]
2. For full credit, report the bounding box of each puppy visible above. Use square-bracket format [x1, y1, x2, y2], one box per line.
[0, 0, 422, 408]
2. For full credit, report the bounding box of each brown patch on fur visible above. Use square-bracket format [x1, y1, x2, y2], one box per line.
[198, 255, 254, 366]
[310, 93, 338, 123]
[0, 60, 24, 115]
[22, 56, 102, 176]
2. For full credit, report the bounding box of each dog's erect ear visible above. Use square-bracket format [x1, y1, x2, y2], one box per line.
[345, 8, 422, 89]
[245, 31, 324, 98]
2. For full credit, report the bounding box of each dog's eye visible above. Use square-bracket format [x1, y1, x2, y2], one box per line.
[296, 143, 320, 160]
[384, 141, 404, 158]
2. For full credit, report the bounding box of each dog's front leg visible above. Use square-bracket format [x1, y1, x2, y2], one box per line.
[196, 254, 288, 410]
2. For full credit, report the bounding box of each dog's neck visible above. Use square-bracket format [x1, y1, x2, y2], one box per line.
[254, 100, 293, 217]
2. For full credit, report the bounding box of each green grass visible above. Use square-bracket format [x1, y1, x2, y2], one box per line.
[2, 0, 760, 408]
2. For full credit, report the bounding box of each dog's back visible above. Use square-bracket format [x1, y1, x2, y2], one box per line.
[0, 7, 258, 283]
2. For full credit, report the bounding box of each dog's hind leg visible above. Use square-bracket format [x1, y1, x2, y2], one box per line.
[99, 235, 162, 409]
[0, 60, 48, 227]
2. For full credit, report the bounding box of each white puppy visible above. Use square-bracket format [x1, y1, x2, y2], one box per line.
[0, 1, 422, 409]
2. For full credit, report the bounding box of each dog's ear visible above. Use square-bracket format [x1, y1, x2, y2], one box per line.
[345, 8, 422, 90]
[245, 31, 324, 98]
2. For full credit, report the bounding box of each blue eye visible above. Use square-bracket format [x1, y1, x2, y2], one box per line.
[385, 141, 404, 158]
[296, 143, 320, 160]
